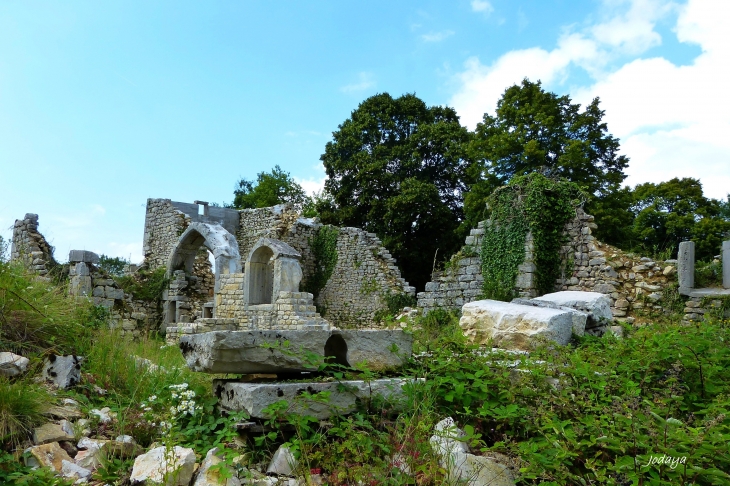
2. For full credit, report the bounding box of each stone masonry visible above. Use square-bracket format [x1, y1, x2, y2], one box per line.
[11, 214, 57, 277]
[418, 207, 682, 321]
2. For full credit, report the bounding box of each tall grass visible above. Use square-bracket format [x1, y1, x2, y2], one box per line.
[0, 378, 53, 448]
[0, 261, 91, 356]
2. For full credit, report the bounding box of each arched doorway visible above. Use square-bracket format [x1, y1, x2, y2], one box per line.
[247, 245, 274, 304]
[167, 222, 242, 292]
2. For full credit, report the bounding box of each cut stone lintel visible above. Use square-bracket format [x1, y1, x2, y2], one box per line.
[214, 378, 420, 419]
[179, 329, 413, 374]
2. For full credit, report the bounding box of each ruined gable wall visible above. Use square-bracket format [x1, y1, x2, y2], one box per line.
[418, 208, 680, 320]
[11, 214, 57, 276]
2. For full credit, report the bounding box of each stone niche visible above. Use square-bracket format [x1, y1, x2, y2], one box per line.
[243, 238, 302, 307]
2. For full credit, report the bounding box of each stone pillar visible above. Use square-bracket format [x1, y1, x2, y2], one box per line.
[722, 240, 730, 289]
[678, 241, 695, 289]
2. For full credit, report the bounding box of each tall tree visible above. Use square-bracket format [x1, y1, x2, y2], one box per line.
[630, 178, 730, 260]
[318, 93, 473, 291]
[466, 79, 629, 239]
[232, 165, 309, 211]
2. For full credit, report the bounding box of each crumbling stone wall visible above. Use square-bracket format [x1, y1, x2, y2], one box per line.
[143, 199, 191, 270]
[10, 214, 57, 277]
[418, 208, 680, 320]
[237, 205, 414, 328]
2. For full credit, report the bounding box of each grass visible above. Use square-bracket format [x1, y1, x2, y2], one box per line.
[0, 379, 53, 448]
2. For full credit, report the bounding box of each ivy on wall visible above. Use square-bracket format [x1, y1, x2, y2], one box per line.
[480, 173, 585, 300]
[304, 225, 339, 300]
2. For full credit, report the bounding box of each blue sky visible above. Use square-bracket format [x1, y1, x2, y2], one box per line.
[1, 0, 728, 263]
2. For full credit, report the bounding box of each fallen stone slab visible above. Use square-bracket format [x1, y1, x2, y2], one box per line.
[511, 298, 587, 336]
[181, 329, 412, 374]
[460, 300, 574, 351]
[0, 351, 29, 377]
[215, 377, 418, 419]
[532, 291, 613, 330]
[42, 355, 82, 389]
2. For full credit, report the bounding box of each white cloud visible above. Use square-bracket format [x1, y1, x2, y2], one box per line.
[421, 30, 455, 43]
[340, 72, 376, 93]
[449, 0, 730, 199]
[106, 241, 142, 263]
[295, 176, 326, 196]
[471, 0, 494, 14]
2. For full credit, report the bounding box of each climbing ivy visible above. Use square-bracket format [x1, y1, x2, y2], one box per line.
[480, 173, 585, 300]
[304, 225, 339, 299]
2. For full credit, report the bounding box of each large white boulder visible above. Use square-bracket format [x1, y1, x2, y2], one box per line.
[130, 446, 196, 486]
[429, 417, 515, 486]
[42, 355, 82, 389]
[532, 291, 613, 331]
[460, 300, 575, 350]
[0, 351, 29, 377]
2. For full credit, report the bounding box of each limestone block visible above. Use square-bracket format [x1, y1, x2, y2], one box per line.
[70, 275, 93, 297]
[194, 447, 241, 486]
[68, 250, 100, 264]
[511, 298, 586, 336]
[105, 286, 125, 300]
[532, 291, 613, 329]
[215, 378, 415, 419]
[180, 329, 412, 374]
[130, 446, 196, 486]
[0, 351, 29, 377]
[678, 241, 695, 289]
[24, 442, 72, 473]
[42, 355, 82, 389]
[459, 300, 575, 351]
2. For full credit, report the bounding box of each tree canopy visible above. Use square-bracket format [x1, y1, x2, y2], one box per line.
[465, 79, 629, 234]
[317, 92, 473, 291]
[629, 178, 730, 260]
[232, 165, 309, 212]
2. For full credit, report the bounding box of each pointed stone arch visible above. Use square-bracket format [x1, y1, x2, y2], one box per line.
[167, 222, 242, 292]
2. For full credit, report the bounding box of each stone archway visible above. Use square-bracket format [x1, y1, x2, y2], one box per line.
[167, 222, 242, 293]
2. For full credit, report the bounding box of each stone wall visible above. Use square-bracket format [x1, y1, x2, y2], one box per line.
[418, 207, 680, 321]
[143, 199, 191, 270]
[237, 205, 414, 328]
[10, 214, 57, 277]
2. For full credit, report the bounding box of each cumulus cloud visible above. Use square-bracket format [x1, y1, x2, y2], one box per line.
[449, 0, 730, 199]
[471, 0, 494, 14]
[340, 72, 376, 93]
[421, 30, 455, 42]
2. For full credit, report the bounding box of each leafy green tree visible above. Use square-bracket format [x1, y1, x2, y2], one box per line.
[318, 92, 473, 290]
[630, 178, 730, 260]
[466, 79, 629, 238]
[232, 165, 309, 211]
[98, 255, 130, 276]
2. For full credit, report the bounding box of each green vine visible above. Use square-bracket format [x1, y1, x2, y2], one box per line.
[303, 225, 339, 299]
[480, 173, 585, 301]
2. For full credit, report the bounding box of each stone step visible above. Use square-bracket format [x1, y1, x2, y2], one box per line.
[215, 378, 421, 419]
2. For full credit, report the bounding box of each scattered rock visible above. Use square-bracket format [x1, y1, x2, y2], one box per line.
[0, 351, 29, 377]
[194, 447, 241, 486]
[267, 445, 298, 476]
[33, 423, 75, 445]
[61, 459, 92, 481]
[42, 355, 82, 389]
[24, 442, 72, 473]
[532, 291, 613, 331]
[130, 446, 196, 486]
[429, 417, 515, 486]
[89, 407, 114, 423]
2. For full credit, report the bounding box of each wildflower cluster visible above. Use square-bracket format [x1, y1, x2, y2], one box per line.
[169, 383, 200, 418]
[138, 383, 201, 437]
